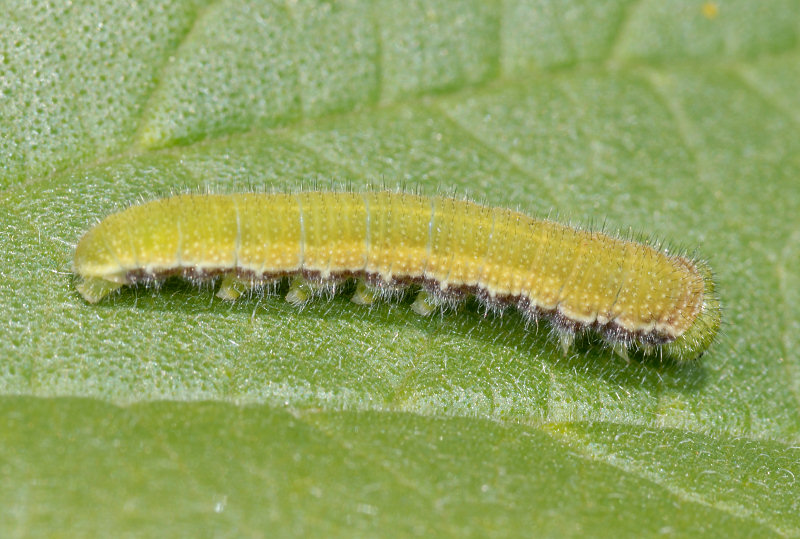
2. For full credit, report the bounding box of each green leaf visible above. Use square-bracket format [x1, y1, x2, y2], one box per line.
[2, 0, 800, 535]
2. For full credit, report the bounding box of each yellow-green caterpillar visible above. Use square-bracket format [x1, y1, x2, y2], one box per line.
[73, 191, 721, 361]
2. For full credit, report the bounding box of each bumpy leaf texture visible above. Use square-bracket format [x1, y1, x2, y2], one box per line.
[1, 0, 799, 536]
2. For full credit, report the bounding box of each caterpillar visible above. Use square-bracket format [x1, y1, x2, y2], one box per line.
[73, 191, 721, 361]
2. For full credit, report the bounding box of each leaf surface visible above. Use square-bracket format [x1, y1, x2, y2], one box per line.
[2, 0, 800, 535]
